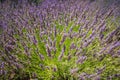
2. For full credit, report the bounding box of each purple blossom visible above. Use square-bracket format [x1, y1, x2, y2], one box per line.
[46, 44, 51, 57]
[108, 41, 120, 53]
[70, 43, 76, 49]
[33, 36, 37, 45]
[39, 54, 44, 60]
[105, 27, 120, 43]
[70, 68, 79, 74]
[53, 67, 57, 72]
[76, 56, 87, 64]
[58, 45, 65, 61]
[60, 33, 68, 45]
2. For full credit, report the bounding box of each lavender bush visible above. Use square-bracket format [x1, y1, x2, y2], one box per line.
[0, 0, 120, 79]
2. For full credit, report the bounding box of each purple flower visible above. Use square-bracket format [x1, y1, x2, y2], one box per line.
[0, 62, 4, 69]
[70, 68, 79, 74]
[53, 67, 57, 72]
[54, 26, 57, 37]
[105, 27, 120, 43]
[39, 54, 44, 60]
[70, 43, 76, 49]
[60, 33, 68, 45]
[68, 54, 72, 61]
[33, 36, 37, 45]
[76, 56, 87, 64]
[46, 44, 51, 57]
[108, 41, 120, 53]
[58, 45, 65, 61]
[39, 64, 44, 70]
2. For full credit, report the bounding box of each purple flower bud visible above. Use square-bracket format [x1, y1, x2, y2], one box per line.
[105, 27, 120, 43]
[53, 39, 56, 48]
[96, 20, 105, 31]
[32, 72, 37, 78]
[39, 64, 44, 70]
[48, 37, 52, 46]
[70, 68, 79, 74]
[33, 36, 37, 45]
[71, 32, 79, 38]
[108, 41, 120, 53]
[99, 33, 104, 40]
[45, 66, 50, 70]
[70, 43, 76, 49]
[105, 9, 113, 19]
[76, 56, 87, 64]
[69, 26, 73, 33]
[58, 53, 64, 60]
[96, 66, 106, 75]
[0, 62, 4, 69]
[68, 54, 72, 61]
[58, 46, 65, 61]
[54, 26, 57, 37]
[79, 26, 82, 33]
[114, 74, 120, 78]
[76, 51, 81, 56]
[46, 44, 51, 57]
[39, 54, 44, 60]
[60, 33, 67, 45]
[53, 67, 57, 72]
[16, 64, 23, 69]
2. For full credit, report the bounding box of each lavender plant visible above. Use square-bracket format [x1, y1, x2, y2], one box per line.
[0, 0, 120, 80]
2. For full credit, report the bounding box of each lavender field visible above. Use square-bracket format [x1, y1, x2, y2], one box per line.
[0, 0, 120, 80]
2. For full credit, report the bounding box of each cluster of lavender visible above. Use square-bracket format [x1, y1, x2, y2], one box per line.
[0, 0, 120, 79]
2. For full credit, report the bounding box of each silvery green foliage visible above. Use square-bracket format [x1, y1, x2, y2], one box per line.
[0, 0, 120, 79]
